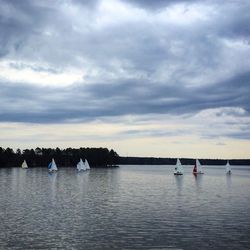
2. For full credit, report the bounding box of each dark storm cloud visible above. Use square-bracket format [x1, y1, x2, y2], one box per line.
[1, 71, 249, 124]
[0, 0, 249, 71]
[0, 0, 250, 140]
[0, 0, 51, 52]
[122, 0, 198, 10]
[72, 0, 100, 8]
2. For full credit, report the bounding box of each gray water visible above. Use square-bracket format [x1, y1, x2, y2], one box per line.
[0, 165, 250, 250]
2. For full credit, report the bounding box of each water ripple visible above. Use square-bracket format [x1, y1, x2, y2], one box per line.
[0, 166, 249, 249]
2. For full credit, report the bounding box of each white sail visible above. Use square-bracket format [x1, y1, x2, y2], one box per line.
[174, 158, 183, 175]
[85, 159, 90, 170]
[194, 159, 204, 174]
[49, 158, 58, 172]
[77, 158, 86, 171]
[226, 161, 231, 174]
[197, 159, 203, 173]
[21, 160, 28, 169]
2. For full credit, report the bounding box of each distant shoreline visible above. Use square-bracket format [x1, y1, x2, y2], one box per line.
[1, 147, 250, 167]
[118, 156, 250, 166]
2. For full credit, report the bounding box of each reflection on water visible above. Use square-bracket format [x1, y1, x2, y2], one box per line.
[226, 173, 232, 190]
[174, 175, 183, 196]
[48, 172, 57, 201]
[0, 165, 249, 250]
[193, 173, 203, 192]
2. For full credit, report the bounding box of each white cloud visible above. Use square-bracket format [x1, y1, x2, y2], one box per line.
[0, 60, 84, 86]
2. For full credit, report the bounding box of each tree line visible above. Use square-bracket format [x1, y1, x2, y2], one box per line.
[118, 156, 250, 165]
[1, 147, 249, 168]
[0, 147, 119, 168]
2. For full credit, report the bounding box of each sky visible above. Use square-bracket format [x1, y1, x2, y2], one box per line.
[0, 0, 250, 158]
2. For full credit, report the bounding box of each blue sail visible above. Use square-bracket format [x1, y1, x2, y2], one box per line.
[48, 162, 52, 169]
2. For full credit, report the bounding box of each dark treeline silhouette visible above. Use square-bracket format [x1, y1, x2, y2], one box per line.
[1, 147, 250, 168]
[0, 147, 119, 168]
[118, 156, 250, 166]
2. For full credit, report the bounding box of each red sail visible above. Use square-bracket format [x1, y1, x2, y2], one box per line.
[193, 162, 197, 173]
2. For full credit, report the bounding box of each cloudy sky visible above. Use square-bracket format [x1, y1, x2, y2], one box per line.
[1, 0, 250, 158]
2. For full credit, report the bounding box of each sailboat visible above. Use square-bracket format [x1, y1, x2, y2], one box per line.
[85, 159, 90, 170]
[21, 160, 28, 169]
[193, 159, 204, 174]
[226, 160, 232, 174]
[48, 158, 58, 172]
[174, 158, 183, 175]
[77, 158, 86, 171]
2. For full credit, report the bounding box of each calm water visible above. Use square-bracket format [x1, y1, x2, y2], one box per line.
[0, 165, 250, 250]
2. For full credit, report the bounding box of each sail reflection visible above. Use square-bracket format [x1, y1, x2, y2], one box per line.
[76, 170, 89, 194]
[193, 173, 203, 192]
[48, 172, 57, 201]
[174, 175, 184, 196]
[226, 173, 232, 190]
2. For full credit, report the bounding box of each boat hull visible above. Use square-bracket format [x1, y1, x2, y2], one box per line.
[77, 169, 86, 172]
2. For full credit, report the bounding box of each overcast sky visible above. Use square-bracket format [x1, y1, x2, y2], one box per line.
[0, 0, 250, 158]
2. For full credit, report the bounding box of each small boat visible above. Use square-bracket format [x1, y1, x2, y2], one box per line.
[226, 160, 232, 174]
[174, 158, 183, 175]
[21, 160, 28, 169]
[85, 159, 90, 170]
[193, 159, 204, 174]
[77, 158, 87, 171]
[48, 158, 58, 172]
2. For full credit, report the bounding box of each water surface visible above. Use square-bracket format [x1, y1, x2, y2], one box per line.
[0, 165, 249, 249]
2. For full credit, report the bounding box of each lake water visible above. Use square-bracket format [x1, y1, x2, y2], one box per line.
[0, 165, 250, 250]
